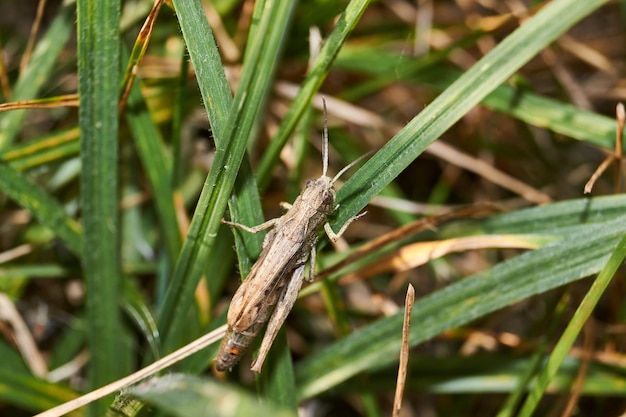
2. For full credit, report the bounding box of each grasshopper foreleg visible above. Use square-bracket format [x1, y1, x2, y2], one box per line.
[324, 211, 367, 242]
[250, 265, 305, 373]
[221, 217, 278, 234]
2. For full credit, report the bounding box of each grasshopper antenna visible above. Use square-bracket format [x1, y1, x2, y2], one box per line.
[322, 97, 330, 178]
[331, 148, 376, 186]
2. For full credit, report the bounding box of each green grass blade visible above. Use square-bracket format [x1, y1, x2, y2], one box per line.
[125, 76, 181, 262]
[517, 233, 626, 416]
[255, 0, 371, 190]
[295, 212, 626, 398]
[418, 65, 622, 151]
[76, 0, 124, 413]
[448, 194, 626, 235]
[0, 3, 74, 149]
[156, 0, 232, 347]
[333, 0, 609, 228]
[333, 354, 626, 396]
[170, 0, 231, 139]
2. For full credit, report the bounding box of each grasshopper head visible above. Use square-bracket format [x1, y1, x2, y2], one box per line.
[301, 176, 335, 214]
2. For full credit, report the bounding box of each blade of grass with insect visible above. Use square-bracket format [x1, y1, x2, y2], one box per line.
[156, 0, 245, 347]
[159, 0, 294, 352]
[332, 0, 608, 228]
[517, 233, 626, 417]
[224, 0, 283, 285]
[173, 2, 296, 402]
[0, 3, 74, 149]
[296, 210, 626, 398]
[76, 0, 126, 413]
[223, 1, 302, 405]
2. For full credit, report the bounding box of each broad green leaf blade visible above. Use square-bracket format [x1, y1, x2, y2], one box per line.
[333, 0, 609, 228]
[446, 194, 626, 236]
[128, 374, 297, 417]
[160, 0, 290, 351]
[156, 0, 232, 346]
[439, 67, 622, 151]
[295, 213, 626, 399]
[77, 0, 124, 413]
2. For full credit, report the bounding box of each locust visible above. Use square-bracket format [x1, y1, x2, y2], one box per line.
[215, 100, 367, 373]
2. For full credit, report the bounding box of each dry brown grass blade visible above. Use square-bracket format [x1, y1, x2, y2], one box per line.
[425, 140, 552, 204]
[347, 234, 542, 282]
[0, 293, 47, 377]
[19, 0, 47, 74]
[392, 284, 415, 417]
[0, 94, 79, 112]
[584, 103, 625, 193]
[118, 0, 164, 113]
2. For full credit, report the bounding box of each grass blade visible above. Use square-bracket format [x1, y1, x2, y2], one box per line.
[76, 0, 124, 412]
[125, 74, 181, 262]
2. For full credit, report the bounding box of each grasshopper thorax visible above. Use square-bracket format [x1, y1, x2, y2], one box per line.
[301, 176, 335, 214]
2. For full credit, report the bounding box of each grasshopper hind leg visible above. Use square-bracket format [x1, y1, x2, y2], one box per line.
[250, 265, 305, 373]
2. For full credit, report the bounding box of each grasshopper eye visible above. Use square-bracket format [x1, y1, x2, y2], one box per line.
[305, 179, 316, 188]
[323, 189, 335, 204]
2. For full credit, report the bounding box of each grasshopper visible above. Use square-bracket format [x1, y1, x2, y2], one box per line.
[215, 100, 367, 373]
